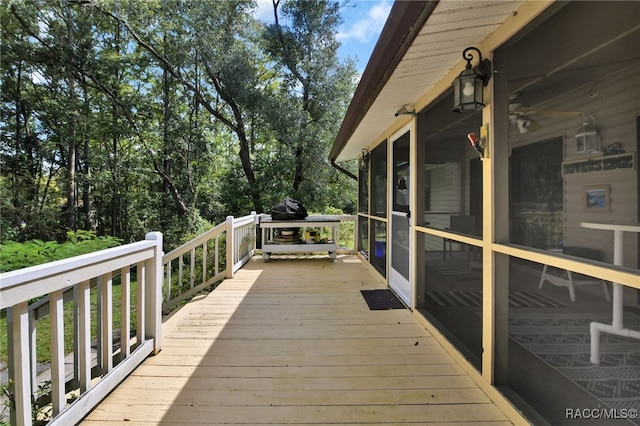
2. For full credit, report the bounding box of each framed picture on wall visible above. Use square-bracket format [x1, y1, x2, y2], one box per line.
[583, 184, 610, 211]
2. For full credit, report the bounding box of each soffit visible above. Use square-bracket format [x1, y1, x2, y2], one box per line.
[335, 0, 526, 162]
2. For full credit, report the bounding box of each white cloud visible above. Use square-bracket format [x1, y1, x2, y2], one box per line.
[337, 0, 392, 43]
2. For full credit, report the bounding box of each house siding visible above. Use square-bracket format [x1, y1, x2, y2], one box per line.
[510, 64, 639, 267]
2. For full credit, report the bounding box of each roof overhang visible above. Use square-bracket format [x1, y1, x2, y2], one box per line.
[330, 0, 537, 162]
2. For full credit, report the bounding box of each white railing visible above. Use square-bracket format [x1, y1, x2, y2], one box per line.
[333, 215, 358, 253]
[0, 232, 163, 426]
[161, 212, 258, 311]
[0, 211, 354, 425]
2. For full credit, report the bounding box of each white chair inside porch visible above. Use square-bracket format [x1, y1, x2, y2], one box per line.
[538, 246, 611, 303]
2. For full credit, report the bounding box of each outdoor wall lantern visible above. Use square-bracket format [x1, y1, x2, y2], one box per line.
[575, 115, 602, 154]
[397, 177, 407, 191]
[452, 47, 492, 112]
[359, 148, 370, 170]
[397, 177, 408, 206]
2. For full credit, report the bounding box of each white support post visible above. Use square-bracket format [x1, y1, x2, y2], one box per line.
[145, 232, 163, 355]
[484, 48, 510, 386]
[225, 215, 234, 279]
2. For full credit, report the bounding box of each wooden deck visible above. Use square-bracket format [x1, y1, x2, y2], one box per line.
[82, 255, 527, 425]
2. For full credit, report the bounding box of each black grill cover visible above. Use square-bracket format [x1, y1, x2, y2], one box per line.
[270, 198, 308, 220]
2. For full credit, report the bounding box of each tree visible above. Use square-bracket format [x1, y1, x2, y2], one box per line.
[262, 0, 358, 211]
[92, 0, 268, 214]
[1, 0, 358, 251]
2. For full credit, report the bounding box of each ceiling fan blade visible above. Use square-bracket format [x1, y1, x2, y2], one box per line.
[530, 110, 582, 119]
[527, 117, 543, 131]
[509, 114, 543, 134]
[509, 94, 583, 119]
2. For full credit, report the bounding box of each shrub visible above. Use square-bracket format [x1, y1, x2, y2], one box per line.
[0, 231, 122, 273]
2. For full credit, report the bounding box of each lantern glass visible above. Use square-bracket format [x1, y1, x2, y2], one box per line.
[453, 68, 485, 112]
[575, 116, 602, 154]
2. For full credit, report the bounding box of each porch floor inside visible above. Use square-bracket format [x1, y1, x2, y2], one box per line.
[83, 255, 520, 425]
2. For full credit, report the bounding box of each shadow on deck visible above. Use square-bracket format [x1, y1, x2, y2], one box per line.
[82, 255, 526, 425]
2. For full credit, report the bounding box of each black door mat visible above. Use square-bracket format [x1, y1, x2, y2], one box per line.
[361, 289, 407, 310]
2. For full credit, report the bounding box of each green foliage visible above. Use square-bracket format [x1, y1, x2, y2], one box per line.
[166, 210, 214, 250]
[1, 0, 358, 254]
[261, 0, 358, 211]
[0, 231, 122, 272]
[165, 237, 226, 305]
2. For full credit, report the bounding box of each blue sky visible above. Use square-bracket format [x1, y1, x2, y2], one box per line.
[254, 0, 392, 74]
[335, 0, 392, 72]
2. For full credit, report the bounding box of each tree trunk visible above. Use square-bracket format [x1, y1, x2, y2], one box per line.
[293, 145, 304, 192]
[82, 82, 93, 230]
[12, 62, 22, 210]
[110, 20, 122, 236]
[162, 63, 171, 213]
[65, 10, 77, 231]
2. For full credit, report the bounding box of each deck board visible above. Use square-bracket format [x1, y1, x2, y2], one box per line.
[82, 255, 522, 425]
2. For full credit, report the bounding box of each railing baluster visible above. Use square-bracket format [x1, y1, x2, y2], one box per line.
[50, 289, 66, 416]
[137, 261, 146, 346]
[190, 247, 195, 289]
[28, 309, 37, 396]
[120, 266, 131, 361]
[78, 280, 91, 393]
[165, 259, 172, 303]
[215, 235, 220, 276]
[100, 272, 113, 373]
[96, 277, 102, 373]
[178, 256, 184, 292]
[73, 285, 79, 389]
[202, 242, 207, 284]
